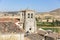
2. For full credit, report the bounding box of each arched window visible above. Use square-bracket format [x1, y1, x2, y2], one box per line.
[31, 13, 33, 18]
[28, 13, 30, 18]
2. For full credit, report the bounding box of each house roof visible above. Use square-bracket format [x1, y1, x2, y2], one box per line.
[0, 22, 24, 34]
[57, 33, 60, 39]
[45, 33, 58, 39]
[37, 30, 58, 39]
[25, 34, 44, 40]
[37, 30, 47, 35]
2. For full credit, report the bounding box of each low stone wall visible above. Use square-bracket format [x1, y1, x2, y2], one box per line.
[0, 33, 24, 40]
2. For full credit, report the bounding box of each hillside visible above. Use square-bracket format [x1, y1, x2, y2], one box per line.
[49, 8, 60, 15]
[50, 8, 60, 13]
[36, 8, 60, 16]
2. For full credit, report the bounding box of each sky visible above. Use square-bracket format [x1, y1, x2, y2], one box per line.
[0, 0, 60, 12]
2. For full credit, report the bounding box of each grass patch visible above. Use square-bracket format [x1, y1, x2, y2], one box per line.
[42, 28, 60, 33]
[37, 22, 55, 27]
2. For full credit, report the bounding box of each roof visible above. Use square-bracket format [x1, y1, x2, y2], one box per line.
[37, 30, 58, 39]
[0, 22, 24, 34]
[37, 30, 47, 35]
[20, 9, 35, 12]
[25, 34, 44, 40]
[45, 33, 58, 39]
[57, 33, 60, 39]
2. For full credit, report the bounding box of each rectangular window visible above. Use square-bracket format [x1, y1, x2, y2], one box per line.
[31, 13, 33, 18]
[28, 13, 30, 18]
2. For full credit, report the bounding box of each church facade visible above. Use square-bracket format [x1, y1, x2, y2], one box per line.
[0, 9, 37, 33]
[0, 9, 37, 40]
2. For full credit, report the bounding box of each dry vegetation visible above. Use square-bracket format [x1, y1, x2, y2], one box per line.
[0, 34, 19, 40]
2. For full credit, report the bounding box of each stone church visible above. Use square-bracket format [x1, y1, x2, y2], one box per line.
[0, 9, 37, 33]
[0, 9, 37, 40]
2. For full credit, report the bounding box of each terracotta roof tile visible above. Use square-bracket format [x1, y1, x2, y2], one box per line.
[0, 22, 24, 34]
[25, 34, 44, 40]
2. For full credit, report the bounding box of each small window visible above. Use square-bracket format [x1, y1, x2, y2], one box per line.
[31, 13, 33, 18]
[29, 28, 31, 30]
[28, 13, 30, 18]
[26, 31, 29, 33]
[17, 19, 20, 21]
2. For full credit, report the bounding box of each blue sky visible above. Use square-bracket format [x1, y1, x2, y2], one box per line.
[0, 0, 60, 12]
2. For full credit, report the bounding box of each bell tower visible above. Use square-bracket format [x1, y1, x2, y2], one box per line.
[22, 9, 37, 33]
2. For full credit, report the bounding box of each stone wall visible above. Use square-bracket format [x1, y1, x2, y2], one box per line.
[0, 33, 24, 40]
